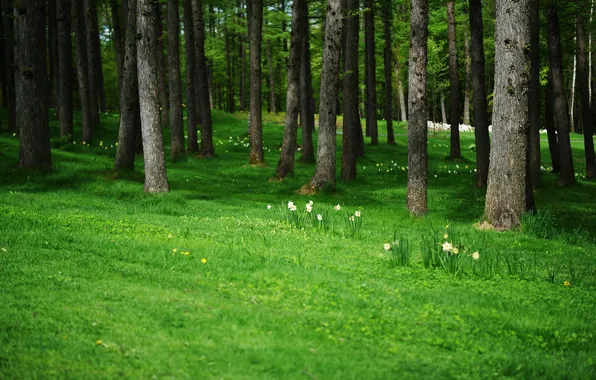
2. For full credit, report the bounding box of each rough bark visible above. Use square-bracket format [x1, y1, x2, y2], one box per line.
[528, 0, 541, 187]
[307, 0, 343, 190]
[463, 31, 471, 125]
[447, 1, 461, 158]
[137, 0, 169, 192]
[469, 0, 490, 187]
[115, 0, 140, 171]
[407, 0, 428, 216]
[154, 1, 168, 129]
[299, 0, 315, 163]
[1, 1, 16, 133]
[484, 0, 531, 230]
[0, 4, 6, 110]
[84, 0, 104, 119]
[547, 7, 576, 185]
[576, 13, 596, 179]
[167, 0, 185, 161]
[545, 72, 560, 172]
[183, 0, 198, 152]
[225, 29, 234, 113]
[364, 0, 378, 145]
[267, 40, 276, 113]
[383, 4, 395, 145]
[47, 0, 58, 108]
[193, 0, 214, 157]
[341, 0, 359, 181]
[440, 95, 447, 125]
[110, 0, 125, 93]
[56, 0, 73, 140]
[73, 0, 94, 143]
[14, 0, 51, 169]
[396, 63, 407, 122]
[275, 0, 302, 179]
[248, 0, 264, 164]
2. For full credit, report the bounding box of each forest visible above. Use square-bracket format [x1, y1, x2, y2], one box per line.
[1, 0, 595, 378]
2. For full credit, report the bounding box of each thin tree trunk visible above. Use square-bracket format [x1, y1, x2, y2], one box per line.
[248, 0, 264, 164]
[576, 13, 596, 178]
[484, 0, 531, 230]
[56, 0, 73, 140]
[396, 63, 407, 122]
[469, 0, 490, 187]
[2, 1, 16, 133]
[73, 0, 94, 143]
[364, 0, 378, 145]
[383, 4, 395, 145]
[84, 0, 104, 118]
[307, 0, 344, 190]
[267, 40, 276, 113]
[463, 31, 471, 125]
[299, 0, 315, 163]
[137, 0, 169, 192]
[447, 1, 461, 158]
[168, 0, 185, 161]
[547, 6, 576, 185]
[110, 0, 125, 93]
[275, 0, 303, 179]
[441, 95, 447, 125]
[183, 0, 199, 152]
[225, 29, 234, 114]
[341, 0, 359, 181]
[571, 35, 577, 134]
[527, 0, 541, 188]
[545, 72, 560, 172]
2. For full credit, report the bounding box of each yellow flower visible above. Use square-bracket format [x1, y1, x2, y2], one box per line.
[181, 251, 189, 256]
[95, 340, 102, 345]
[443, 233, 448, 239]
[172, 248, 177, 253]
[453, 247, 459, 254]
[445, 225, 449, 229]
[99, 141, 103, 146]
[168, 233, 173, 239]
[201, 258, 207, 264]
[472, 251, 480, 260]
[564, 281, 570, 287]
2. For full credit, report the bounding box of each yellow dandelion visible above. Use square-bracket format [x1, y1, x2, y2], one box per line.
[201, 258, 207, 264]
[99, 141, 103, 146]
[445, 225, 449, 229]
[172, 248, 177, 253]
[444, 233, 448, 239]
[564, 281, 570, 287]
[95, 340, 102, 345]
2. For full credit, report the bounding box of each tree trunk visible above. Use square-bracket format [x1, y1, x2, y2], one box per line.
[299, 0, 315, 163]
[364, 0, 378, 145]
[137, 0, 169, 192]
[248, 0, 264, 164]
[154, 2, 168, 129]
[463, 31, 471, 125]
[576, 13, 596, 179]
[0, 4, 6, 110]
[115, 0, 140, 170]
[447, 1, 461, 159]
[275, 0, 303, 179]
[396, 61, 407, 122]
[341, 0, 359, 181]
[73, 0, 94, 143]
[193, 0, 214, 157]
[110, 0, 125, 93]
[469, 0, 490, 187]
[547, 6, 576, 186]
[307, 0, 344, 190]
[528, 0, 541, 188]
[383, 4, 395, 145]
[182, 0, 199, 152]
[440, 95, 447, 125]
[225, 29, 234, 114]
[484, 0, 531, 230]
[267, 40, 276, 113]
[167, 0, 185, 161]
[407, 0, 429, 216]
[56, 0, 73, 140]
[2, 2, 16, 133]
[545, 72, 560, 172]
[84, 0, 105, 118]
[47, 0, 58, 108]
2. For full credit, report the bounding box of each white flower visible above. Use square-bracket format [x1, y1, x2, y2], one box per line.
[306, 204, 313, 213]
[453, 247, 459, 254]
[383, 243, 391, 251]
[317, 214, 323, 221]
[354, 211, 361, 217]
[334, 204, 341, 211]
[472, 251, 480, 260]
[349, 215, 355, 222]
[442, 242, 453, 252]
[308, 200, 314, 206]
[290, 205, 297, 212]
[287, 201, 294, 209]
[267, 204, 272, 210]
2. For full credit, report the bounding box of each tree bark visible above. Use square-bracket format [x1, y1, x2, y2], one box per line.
[469, 0, 490, 187]
[0, 4, 6, 110]
[545, 72, 560, 172]
[167, 0, 185, 161]
[115, 0, 140, 170]
[193, 0, 214, 157]
[528, 0, 541, 188]
[275, 0, 303, 179]
[364, 0, 378, 145]
[1, 1, 16, 133]
[154, 2, 168, 129]
[248, 0, 264, 164]
[463, 31, 471, 125]
[576, 13, 596, 179]
[137, 0, 169, 192]
[183, 0, 199, 152]
[447, 1, 461, 159]
[299, 0, 315, 163]
[547, 6, 576, 185]
[73, 0, 94, 143]
[307, 0, 344, 190]
[341, 0, 359, 181]
[110, 0, 125, 93]
[396, 63, 407, 122]
[225, 29, 234, 114]
[267, 40, 276, 113]
[383, 4, 395, 145]
[47, 0, 58, 108]
[407, 0, 429, 216]
[56, 0, 73, 140]
[440, 95, 447, 125]
[84, 0, 105, 118]
[14, 0, 51, 169]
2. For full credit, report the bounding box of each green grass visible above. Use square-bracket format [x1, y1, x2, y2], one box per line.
[1, 109, 595, 378]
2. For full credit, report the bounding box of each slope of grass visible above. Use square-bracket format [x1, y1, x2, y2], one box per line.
[1, 109, 595, 379]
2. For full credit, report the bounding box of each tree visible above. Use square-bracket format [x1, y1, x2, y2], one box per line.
[84, 0, 104, 123]
[364, 0, 378, 145]
[72, 0, 94, 144]
[383, 3, 395, 145]
[110, 0, 125, 92]
[299, 0, 315, 163]
[547, 6, 576, 186]
[137, 0, 169, 192]
[462, 32, 470, 125]
[56, 0, 73, 141]
[447, 1, 461, 159]
[484, 0, 531, 230]
[407, 0, 429, 216]
[154, 1, 168, 130]
[305, 0, 344, 191]
[14, 0, 51, 169]
[167, 0, 185, 161]
[545, 71, 560, 172]
[275, 0, 303, 179]
[528, 0, 541, 187]
[469, 0, 490, 187]
[183, 0, 199, 153]
[341, 0, 359, 181]
[248, 0, 264, 164]
[1, 1, 16, 133]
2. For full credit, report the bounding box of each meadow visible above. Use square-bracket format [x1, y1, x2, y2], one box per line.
[1, 110, 595, 378]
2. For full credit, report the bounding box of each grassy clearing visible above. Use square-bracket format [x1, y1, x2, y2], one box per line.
[1, 109, 595, 378]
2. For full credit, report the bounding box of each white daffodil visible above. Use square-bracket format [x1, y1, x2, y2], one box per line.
[442, 242, 453, 252]
[287, 201, 294, 209]
[354, 211, 361, 217]
[267, 204, 273, 210]
[317, 214, 323, 221]
[383, 243, 391, 251]
[472, 251, 480, 260]
[334, 204, 341, 211]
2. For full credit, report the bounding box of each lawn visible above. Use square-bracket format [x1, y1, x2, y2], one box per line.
[0, 109, 595, 378]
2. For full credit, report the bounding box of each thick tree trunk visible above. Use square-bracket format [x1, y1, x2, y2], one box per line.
[73, 0, 94, 143]
[267, 41, 276, 113]
[383, 5, 395, 145]
[56, 0, 73, 140]
[547, 7, 576, 186]
[275, 0, 303, 179]
[1, 1, 16, 133]
[248, 0, 264, 164]
[0, 4, 6, 110]
[463, 31, 471, 125]
[469, 0, 490, 187]
[407, 0, 429, 216]
[545, 73, 560, 172]
[154, 2, 168, 129]
[14, 0, 51, 169]
[115, 0, 140, 170]
[307, 0, 344, 190]
[110, 0, 125, 93]
[528, 0, 541, 188]
[576, 14, 596, 179]
[364, 0, 378, 145]
[193, 0, 214, 157]
[47, 0, 58, 108]
[299, 0, 315, 163]
[485, 0, 531, 230]
[84, 0, 104, 118]
[341, 0, 359, 181]
[447, 1, 461, 158]
[167, 0, 185, 161]
[137, 0, 169, 192]
[183, 0, 198, 152]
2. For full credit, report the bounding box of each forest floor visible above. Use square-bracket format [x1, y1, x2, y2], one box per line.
[1, 109, 595, 378]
